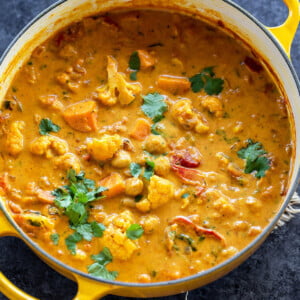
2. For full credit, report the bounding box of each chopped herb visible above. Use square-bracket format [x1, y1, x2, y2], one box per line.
[181, 193, 190, 199]
[189, 66, 224, 95]
[74, 223, 94, 241]
[143, 159, 155, 180]
[3, 100, 13, 110]
[129, 51, 140, 71]
[134, 195, 143, 202]
[88, 247, 118, 280]
[126, 224, 144, 240]
[39, 118, 61, 135]
[130, 162, 142, 178]
[52, 170, 107, 227]
[199, 236, 206, 242]
[176, 233, 197, 251]
[27, 61, 33, 65]
[237, 139, 270, 178]
[65, 232, 82, 255]
[151, 123, 162, 135]
[90, 221, 106, 238]
[148, 42, 164, 47]
[130, 71, 138, 81]
[141, 92, 168, 123]
[28, 219, 41, 227]
[12, 87, 18, 93]
[215, 129, 240, 144]
[50, 233, 60, 245]
[150, 270, 157, 277]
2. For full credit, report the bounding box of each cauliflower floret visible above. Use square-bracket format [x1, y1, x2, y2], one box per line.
[148, 175, 174, 209]
[97, 56, 141, 106]
[140, 215, 160, 234]
[171, 99, 209, 133]
[86, 134, 122, 161]
[6, 121, 25, 156]
[102, 211, 138, 260]
[53, 153, 81, 173]
[201, 96, 223, 117]
[213, 197, 236, 215]
[30, 135, 69, 158]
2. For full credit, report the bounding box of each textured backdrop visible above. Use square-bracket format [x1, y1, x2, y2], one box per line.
[0, 1, 299, 299]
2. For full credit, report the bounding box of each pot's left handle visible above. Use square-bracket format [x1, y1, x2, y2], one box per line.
[267, 0, 300, 57]
[0, 209, 38, 300]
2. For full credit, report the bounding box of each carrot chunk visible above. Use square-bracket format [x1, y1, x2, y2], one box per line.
[137, 50, 156, 70]
[100, 173, 125, 198]
[63, 100, 98, 132]
[157, 75, 191, 94]
[130, 118, 151, 140]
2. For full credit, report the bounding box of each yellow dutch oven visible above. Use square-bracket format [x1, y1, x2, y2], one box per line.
[0, 0, 299, 299]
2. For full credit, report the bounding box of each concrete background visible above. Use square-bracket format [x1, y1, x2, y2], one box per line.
[0, 1, 299, 299]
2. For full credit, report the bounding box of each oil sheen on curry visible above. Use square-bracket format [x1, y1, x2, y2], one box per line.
[0, 10, 292, 283]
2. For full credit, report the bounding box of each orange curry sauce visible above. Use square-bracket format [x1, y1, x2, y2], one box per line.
[0, 10, 292, 283]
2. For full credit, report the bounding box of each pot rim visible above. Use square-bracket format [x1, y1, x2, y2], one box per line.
[0, 0, 299, 289]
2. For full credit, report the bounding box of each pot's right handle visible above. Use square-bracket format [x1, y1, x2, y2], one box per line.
[267, 0, 300, 58]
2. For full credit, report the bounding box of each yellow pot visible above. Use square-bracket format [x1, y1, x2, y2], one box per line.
[0, 0, 299, 299]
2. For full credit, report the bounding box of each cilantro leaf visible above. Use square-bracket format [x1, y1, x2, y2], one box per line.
[151, 123, 162, 135]
[75, 223, 93, 241]
[130, 163, 142, 178]
[129, 51, 140, 71]
[189, 74, 205, 93]
[91, 247, 113, 265]
[204, 77, 224, 95]
[39, 118, 61, 135]
[88, 247, 118, 280]
[53, 170, 107, 227]
[50, 233, 60, 245]
[126, 224, 144, 240]
[130, 71, 138, 81]
[143, 159, 155, 180]
[141, 92, 168, 122]
[189, 67, 224, 95]
[65, 232, 82, 255]
[90, 221, 106, 238]
[87, 263, 118, 280]
[237, 140, 270, 179]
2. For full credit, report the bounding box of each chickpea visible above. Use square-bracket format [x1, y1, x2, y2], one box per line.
[154, 156, 170, 176]
[111, 150, 131, 168]
[125, 178, 144, 196]
[144, 135, 168, 154]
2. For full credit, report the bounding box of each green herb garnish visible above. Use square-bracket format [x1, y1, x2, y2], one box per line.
[189, 66, 224, 95]
[143, 159, 155, 180]
[176, 233, 197, 251]
[141, 92, 168, 123]
[88, 247, 118, 280]
[130, 71, 138, 81]
[237, 139, 270, 178]
[129, 51, 140, 70]
[130, 162, 142, 178]
[39, 118, 61, 135]
[50, 233, 60, 245]
[65, 232, 83, 255]
[126, 224, 144, 240]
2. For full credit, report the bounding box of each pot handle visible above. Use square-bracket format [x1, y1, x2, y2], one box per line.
[266, 0, 300, 57]
[73, 274, 118, 300]
[0, 209, 38, 300]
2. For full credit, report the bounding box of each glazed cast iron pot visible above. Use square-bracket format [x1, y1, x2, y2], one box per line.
[0, 0, 299, 299]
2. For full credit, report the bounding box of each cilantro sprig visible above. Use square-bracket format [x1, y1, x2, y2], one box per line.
[129, 160, 155, 180]
[189, 67, 224, 95]
[52, 170, 107, 254]
[237, 139, 270, 179]
[39, 118, 61, 135]
[141, 92, 168, 123]
[129, 51, 140, 81]
[88, 247, 118, 280]
[126, 224, 144, 240]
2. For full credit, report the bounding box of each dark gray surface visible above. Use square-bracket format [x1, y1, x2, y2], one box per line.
[0, 0, 299, 299]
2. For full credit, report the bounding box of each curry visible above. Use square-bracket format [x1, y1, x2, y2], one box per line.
[0, 10, 292, 283]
